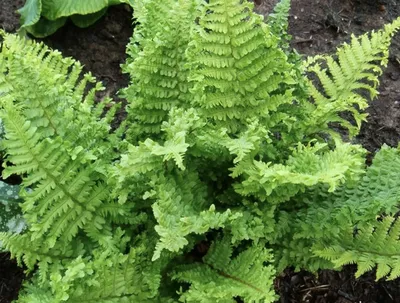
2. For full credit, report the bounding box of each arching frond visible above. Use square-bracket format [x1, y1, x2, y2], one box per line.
[173, 235, 277, 303]
[188, 0, 296, 132]
[303, 17, 400, 137]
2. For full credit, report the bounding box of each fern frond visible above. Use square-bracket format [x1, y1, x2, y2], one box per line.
[0, 232, 84, 271]
[303, 16, 400, 137]
[0, 33, 124, 253]
[14, 239, 165, 303]
[233, 141, 365, 203]
[122, 0, 198, 141]
[315, 216, 400, 281]
[151, 171, 241, 260]
[0, 33, 119, 162]
[272, 146, 400, 272]
[172, 235, 277, 303]
[125, 0, 179, 57]
[268, 0, 291, 51]
[188, 0, 295, 132]
[3, 2, 400, 301]
[0, 104, 109, 247]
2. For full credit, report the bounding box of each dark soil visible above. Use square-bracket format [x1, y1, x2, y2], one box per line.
[41, 5, 133, 99]
[276, 266, 400, 303]
[0, 0, 400, 302]
[0, 254, 24, 303]
[0, 0, 24, 33]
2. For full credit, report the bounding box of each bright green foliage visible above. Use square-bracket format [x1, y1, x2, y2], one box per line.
[272, 146, 400, 279]
[18, 0, 131, 37]
[303, 17, 400, 138]
[315, 215, 400, 281]
[0, 32, 126, 258]
[6, 233, 167, 302]
[232, 141, 366, 203]
[1, 0, 400, 302]
[122, 0, 198, 141]
[267, 0, 291, 51]
[187, 0, 297, 133]
[172, 236, 277, 303]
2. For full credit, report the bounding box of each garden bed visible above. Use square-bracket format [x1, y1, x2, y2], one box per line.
[0, 0, 399, 302]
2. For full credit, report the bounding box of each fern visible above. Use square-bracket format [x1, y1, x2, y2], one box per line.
[0, 33, 126, 265]
[12, 232, 165, 303]
[314, 215, 400, 281]
[1, 1, 400, 302]
[268, 0, 291, 51]
[172, 236, 277, 303]
[302, 17, 400, 138]
[232, 140, 366, 203]
[187, 0, 296, 133]
[272, 146, 400, 274]
[122, 0, 197, 141]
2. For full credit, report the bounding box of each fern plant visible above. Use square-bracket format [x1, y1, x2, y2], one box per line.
[271, 145, 400, 277]
[0, 0, 400, 302]
[18, 0, 133, 37]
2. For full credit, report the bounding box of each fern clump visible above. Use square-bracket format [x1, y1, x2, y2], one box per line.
[1, 0, 400, 302]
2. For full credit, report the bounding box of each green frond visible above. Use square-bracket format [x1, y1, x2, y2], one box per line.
[314, 216, 400, 281]
[188, 0, 295, 132]
[172, 236, 277, 303]
[233, 141, 366, 203]
[303, 16, 400, 137]
[272, 146, 400, 273]
[0, 232, 85, 271]
[125, 0, 185, 57]
[268, 0, 291, 50]
[228, 205, 276, 244]
[151, 171, 241, 260]
[122, 0, 198, 141]
[113, 108, 204, 204]
[0, 103, 111, 248]
[15, 241, 165, 303]
[221, 120, 269, 164]
[2, 1, 400, 301]
[0, 33, 119, 161]
[0, 33, 123, 254]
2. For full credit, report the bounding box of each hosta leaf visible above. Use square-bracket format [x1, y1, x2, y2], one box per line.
[41, 0, 122, 20]
[18, 0, 42, 28]
[0, 182, 24, 240]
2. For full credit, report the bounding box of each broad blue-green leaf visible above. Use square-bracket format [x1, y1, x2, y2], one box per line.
[41, 0, 123, 20]
[18, 0, 42, 28]
[70, 8, 107, 28]
[25, 17, 67, 38]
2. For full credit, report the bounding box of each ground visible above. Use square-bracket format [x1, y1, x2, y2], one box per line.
[0, 0, 399, 302]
